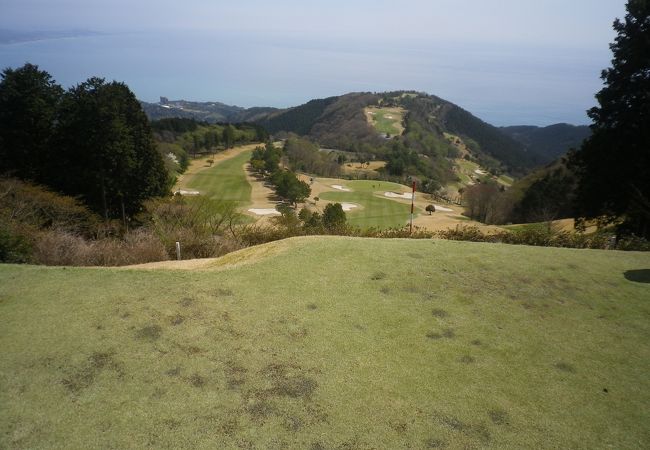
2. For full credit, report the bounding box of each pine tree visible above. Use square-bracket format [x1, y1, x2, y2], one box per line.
[54, 78, 169, 219]
[572, 0, 650, 238]
[0, 64, 63, 181]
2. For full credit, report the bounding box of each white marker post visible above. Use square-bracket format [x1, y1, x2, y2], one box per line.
[175, 241, 181, 260]
[409, 181, 416, 235]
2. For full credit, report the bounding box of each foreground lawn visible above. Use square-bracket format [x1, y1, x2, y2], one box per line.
[184, 149, 253, 206]
[1, 237, 649, 449]
[319, 179, 417, 229]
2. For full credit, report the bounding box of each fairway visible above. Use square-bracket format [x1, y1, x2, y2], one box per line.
[318, 179, 417, 229]
[365, 107, 406, 136]
[1, 237, 649, 449]
[181, 149, 253, 206]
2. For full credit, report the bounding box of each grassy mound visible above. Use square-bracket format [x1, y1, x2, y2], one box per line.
[1, 237, 649, 449]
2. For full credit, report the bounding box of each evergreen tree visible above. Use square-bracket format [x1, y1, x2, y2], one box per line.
[322, 203, 347, 230]
[0, 64, 63, 181]
[54, 78, 169, 219]
[572, 0, 650, 238]
[222, 124, 235, 149]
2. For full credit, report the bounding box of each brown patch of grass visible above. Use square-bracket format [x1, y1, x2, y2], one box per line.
[61, 352, 123, 393]
[170, 314, 184, 326]
[380, 286, 391, 295]
[215, 288, 234, 297]
[245, 400, 275, 422]
[226, 362, 248, 390]
[289, 327, 309, 340]
[390, 421, 408, 434]
[424, 438, 447, 448]
[179, 297, 195, 307]
[459, 355, 475, 364]
[260, 363, 318, 399]
[371, 271, 387, 280]
[271, 375, 317, 398]
[165, 367, 181, 377]
[554, 361, 576, 373]
[282, 416, 303, 432]
[307, 303, 318, 310]
[442, 329, 455, 338]
[218, 416, 240, 436]
[471, 339, 482, 346]
[187, 373, 205, 387]
[135, 324, 162, 341]
[488, 408, 510, 425]
[426, 332, 443, 340]
[431, 308, 449, 318]
[434, 411, 490, 443]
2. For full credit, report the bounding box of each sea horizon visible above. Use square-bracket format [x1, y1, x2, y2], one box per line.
[0, 28, 607, 127]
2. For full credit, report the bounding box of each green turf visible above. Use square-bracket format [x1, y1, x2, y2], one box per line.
[369, 109, 403, 136]
[1, 237, 649, 449]
[184, 150, 253, 206]
[319, 180, 418, 229]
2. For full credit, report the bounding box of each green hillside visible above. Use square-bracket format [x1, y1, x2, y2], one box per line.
[2, 237, 649, 449]
[501, 124, 591, 164]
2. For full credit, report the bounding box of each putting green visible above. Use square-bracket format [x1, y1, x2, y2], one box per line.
[319, 180, 418, 229]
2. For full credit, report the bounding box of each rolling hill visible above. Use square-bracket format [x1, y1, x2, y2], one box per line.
[501, 123, 591, 164]
[141, 91, 557, 178]
[2, 236, 649, 448]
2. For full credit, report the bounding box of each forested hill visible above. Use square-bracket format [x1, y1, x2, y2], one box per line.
[259, 91, 541, 175]
[501, 123, 591, 164]
[140, 91, 574, 176]
[140, 98, 278, 123]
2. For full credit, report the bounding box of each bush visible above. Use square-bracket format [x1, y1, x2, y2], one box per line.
[30, 229, 170, 266]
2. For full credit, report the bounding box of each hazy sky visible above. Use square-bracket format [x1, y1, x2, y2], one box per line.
[0, 1, 630, 125]
[2, 0, 626, 47]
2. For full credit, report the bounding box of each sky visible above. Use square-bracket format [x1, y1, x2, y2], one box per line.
[1, 0, 625, 44]
[0, 0, 629, 125]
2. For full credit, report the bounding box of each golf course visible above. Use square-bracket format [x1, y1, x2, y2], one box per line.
[171, 144, 492, 232]
[1, 237, 649, 448]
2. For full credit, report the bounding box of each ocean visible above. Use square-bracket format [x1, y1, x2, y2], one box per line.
[0, 30, 609, 126]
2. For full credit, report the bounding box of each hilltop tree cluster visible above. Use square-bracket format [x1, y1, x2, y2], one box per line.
[0, 63, 169, 220]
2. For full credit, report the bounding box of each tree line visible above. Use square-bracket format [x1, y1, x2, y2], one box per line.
[0, 64, 169, 221]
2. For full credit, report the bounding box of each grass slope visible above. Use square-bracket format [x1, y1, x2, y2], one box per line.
[365, 107, 405, 136]
[319, 180, 416, 229]
[1, 237, 649, 449]
[184, 150, 253, 206]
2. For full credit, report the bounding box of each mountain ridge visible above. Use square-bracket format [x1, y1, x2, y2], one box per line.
[141, 91, 588, 177]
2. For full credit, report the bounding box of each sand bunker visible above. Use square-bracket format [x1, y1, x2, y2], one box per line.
[384, 191, 413, 199]
[432, 205, 453, 212]
[340, 203, 359, 211]
[174, 189, 200, 196]
[248, 208, 280, 216]
[331, 184, 352, 191]
[474, 169, 487, 175]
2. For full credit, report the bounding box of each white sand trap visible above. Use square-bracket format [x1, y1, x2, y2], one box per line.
[384, 191, 413, 199]
[386, 115, 393, 119]
[340, 203, 359, 211]
[174, 189, 200, 196]
[331, 184, 351, 191]
[433, 205, 453, 212]
[248, 208, 281, 216]
[474, 169, 487, 175]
